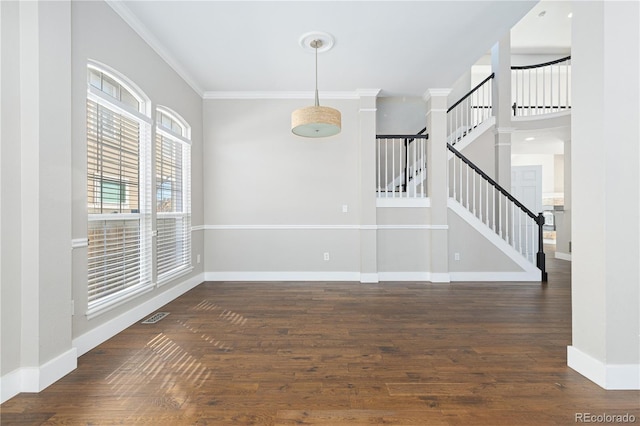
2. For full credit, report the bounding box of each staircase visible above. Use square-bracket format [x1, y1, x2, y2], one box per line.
[375, 55, 572, 282]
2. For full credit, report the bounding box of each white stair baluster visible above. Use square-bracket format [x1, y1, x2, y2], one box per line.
[385, 138, 389, 197]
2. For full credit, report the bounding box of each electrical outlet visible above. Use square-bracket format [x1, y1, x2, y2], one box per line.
[324, 252, 330, 261]
[342, 205, 348, 213]
[197, 254, 201, 264]
[454, 252, 460, 261]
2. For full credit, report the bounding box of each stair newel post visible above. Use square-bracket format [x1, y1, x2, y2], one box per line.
[536, 212, 548, 282]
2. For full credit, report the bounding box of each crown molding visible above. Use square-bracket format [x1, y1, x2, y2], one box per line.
[203, 91, 363, 100]
[356, 88, 382, 98]
[105, 0, 204, 97]
[423, 88, 452, 102]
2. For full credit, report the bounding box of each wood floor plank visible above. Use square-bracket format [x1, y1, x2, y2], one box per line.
[2, 256, 639, 425]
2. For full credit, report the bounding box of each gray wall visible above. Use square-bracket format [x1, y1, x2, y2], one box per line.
[1, 0, 24, 379]
[71, 1, 204, 338]
[0, 0, 204, 389]
[203, 98, 362, 275]
[448, 209, 522, 272]
[570, 0, 639, 385]
[0, 0, 73, 379]
[376, 97, 426, 135]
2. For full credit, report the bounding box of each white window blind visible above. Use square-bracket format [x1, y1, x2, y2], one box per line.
[156, 109, 192, 283]
[87, 71, 152, 316]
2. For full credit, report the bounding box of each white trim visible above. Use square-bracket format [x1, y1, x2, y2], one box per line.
[87, 213, 141, 222]
[0, 348, 77, 404]
[203, 91, 360, 100]
[37, 348, 78, 393]
[87, 86, 152, 125]
[449, 271, 541, 282]
[376, 197, 430, 208]
[157, 127, 191, 146]
[430, 272, 451, 283]
[87, 60, 151, 116]
[202, 223, 446, 231]
[447, 116, 495, 153]
[86, 282, 155, 320]
[378, 271, 433, 282]
[204, 224, 361, 231]
[359, 108, 377, 112]
[157, 265, 194, 287]
[71, 238, 88, 249]
[377, 224, 447, 230]
[356, 88, 381, 97]
[567, 346, 640, 390]
[423, 88, 452, 102]
[360, 273, 379, 283]
[74, 273, 204, 356]
[555, 252, 572, 261]
[512, 110, 571, 122]
[493, 126, 516, 135]
[191, 225, 205, 231]
[447, 199, 540, 276]
[104, 1, 204, 97]
[205, 271, 361, 282]
[0, 369, 21, 403]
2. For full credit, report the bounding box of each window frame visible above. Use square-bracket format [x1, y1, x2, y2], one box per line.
[155, 106, 193, 285]
[86, 62, 153, 319]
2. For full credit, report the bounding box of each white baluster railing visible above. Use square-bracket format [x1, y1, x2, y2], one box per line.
[447, 74, 494, 145]
[448, 143, 546, 277]
[376, 134, 428, 198]
[512, 56, 571, 117]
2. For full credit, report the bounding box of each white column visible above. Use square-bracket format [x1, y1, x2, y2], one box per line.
[555, 138, 571, 260]
[358, 89, 380, 283]
[491, 33, 512, 189]
[3, 0, 76, 401]
[569, 0, 640, 390]
[425, 89, 451, 282]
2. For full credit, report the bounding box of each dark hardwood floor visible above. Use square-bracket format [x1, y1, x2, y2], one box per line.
[2, 255, 639, 425]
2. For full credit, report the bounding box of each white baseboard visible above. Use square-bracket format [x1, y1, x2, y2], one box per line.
[555, 252, 572, 261]
[205, 271, 361, 282]
[359, 273, 379, 283]
[73, 273, 204, 356]
[378, 271, 433, 282]
[449, 271, 541, 282]
[205, 271, 456, 284]
[0, 369, 21, 403]
[567, 345, 640, 390]
[1, 347, 77, 404]
[430, 272, 451, 283]
[447, 200, 541, 277]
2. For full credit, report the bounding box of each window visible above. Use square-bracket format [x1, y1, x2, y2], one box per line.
[155, 108, 192, 283]
[86, 64, 152, 316]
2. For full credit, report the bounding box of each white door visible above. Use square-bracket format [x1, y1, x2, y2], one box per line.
[511, 165, 542, 261]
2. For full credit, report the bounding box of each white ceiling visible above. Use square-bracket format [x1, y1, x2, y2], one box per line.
[511, 0, 572, 55]
[112, 0, 543, 97]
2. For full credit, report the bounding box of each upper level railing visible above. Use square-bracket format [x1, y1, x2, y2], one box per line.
[447, 73, 494, 145]
[376, 133, 428, 198]
[512, 55, 571, 117]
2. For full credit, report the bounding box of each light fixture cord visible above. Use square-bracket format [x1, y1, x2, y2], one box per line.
[314, 43, 319, 107]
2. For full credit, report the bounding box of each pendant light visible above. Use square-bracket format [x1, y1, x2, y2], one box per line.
[291, 38, 341, 138]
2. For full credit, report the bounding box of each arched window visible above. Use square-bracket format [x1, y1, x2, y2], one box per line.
[155, 107, 192, 283]
[86, 62, 152, 317]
